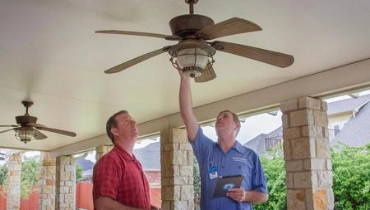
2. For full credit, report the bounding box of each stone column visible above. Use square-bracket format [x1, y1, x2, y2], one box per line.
[160, 128, 194, 210]
[281, 97, 334, 210]
[55, 155, 76, 210]
[6, 153, 22, 210]
[39, 152, 56, 210]
[95, 145, 113, 160]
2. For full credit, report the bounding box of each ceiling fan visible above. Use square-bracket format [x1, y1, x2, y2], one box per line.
[0, 101, 76, 143]
[96, 0, 294, 83]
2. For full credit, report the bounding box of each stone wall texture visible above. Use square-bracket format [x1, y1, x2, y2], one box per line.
[281, 97, 334, 210]
[160, 128, 194, 210]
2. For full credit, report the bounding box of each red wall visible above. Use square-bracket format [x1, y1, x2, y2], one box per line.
[0, 186, 6, 210]
[0, 176, 161, 210]
[0, 185, 39, 210]
[20, 186, 39, 210]
[76, 182, 94, 210]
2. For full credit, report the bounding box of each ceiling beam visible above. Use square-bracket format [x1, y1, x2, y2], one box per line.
[50, 58, 370, 157]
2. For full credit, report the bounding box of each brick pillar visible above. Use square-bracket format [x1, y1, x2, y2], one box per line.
[55, 156, 76, 210]
[160, 128, 194, 210]
[39, 152, 56, 210]
[281, 97, 334, 210]
[95, 145, 113, 160]
[6, 153, 22, 210]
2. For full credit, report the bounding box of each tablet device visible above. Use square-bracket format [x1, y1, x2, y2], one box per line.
[212, 175, 244, 197]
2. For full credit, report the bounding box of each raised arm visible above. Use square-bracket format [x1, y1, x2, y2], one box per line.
[178, 71, 199, 141]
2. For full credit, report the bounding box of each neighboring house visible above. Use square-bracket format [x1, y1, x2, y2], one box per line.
[244, 94, 370, 154]
[76, 156, 94, 182]
[134, 141, 162, 189]
[243, 127, 283, 155]
[134, 142, 161, 207]
[331, 97, 370, 147]
[327, 94, 370, 140]
[134, 142, 161, 171]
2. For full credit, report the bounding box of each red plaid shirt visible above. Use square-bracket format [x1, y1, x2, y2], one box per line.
[92, 144, 151, 209]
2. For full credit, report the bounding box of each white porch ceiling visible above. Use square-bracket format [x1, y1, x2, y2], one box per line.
[1, 0, 370, 156]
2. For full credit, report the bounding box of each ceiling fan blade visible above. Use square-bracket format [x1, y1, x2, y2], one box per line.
[96, 30, 180, 41]
[0, 125, 18, 127]
[36, 127, 76, 137]
[34, 129, 47, 140]
[0, 128, 15, 134]
[195, 64, 217, 83]
[196, 18, 262, 40]
[210, 41, 294, 68]
[104, 46, 171, 74]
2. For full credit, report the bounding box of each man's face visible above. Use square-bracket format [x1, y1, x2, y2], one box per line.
[215, 111, 239, 135]
[112, 113, 138, 140]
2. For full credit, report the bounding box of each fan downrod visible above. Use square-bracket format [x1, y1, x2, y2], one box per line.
[22, 100, 33, 108]
[185, 0, 199, 14]
[22, 100, 34, 115]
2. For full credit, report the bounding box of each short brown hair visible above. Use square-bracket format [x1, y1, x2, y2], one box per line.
[106, 110, 129, 143]
[218, 110, 240, 124]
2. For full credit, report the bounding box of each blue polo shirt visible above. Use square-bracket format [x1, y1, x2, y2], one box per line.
[191, 127, 268, 210]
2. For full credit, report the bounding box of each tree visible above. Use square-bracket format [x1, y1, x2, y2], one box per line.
[21, 155, 40, 198]
[253, 143, 370, 210]
[254, 149, 286, 210]
[0, 164, 8, 186]
[331, 143, 370, 210]
[193, 157, 201, 210]
[76, 163, 83, 180]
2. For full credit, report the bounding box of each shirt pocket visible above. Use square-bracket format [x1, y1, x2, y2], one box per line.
[239, 162, 254, 190]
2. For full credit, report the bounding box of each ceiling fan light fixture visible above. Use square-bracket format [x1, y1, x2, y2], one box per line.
[15, 128, 36, 143]
[177, 48, 208, 77]
[170, 41, 216, 78]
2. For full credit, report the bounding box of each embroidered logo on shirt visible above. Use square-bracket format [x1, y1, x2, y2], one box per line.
[232, 157, 247, 163]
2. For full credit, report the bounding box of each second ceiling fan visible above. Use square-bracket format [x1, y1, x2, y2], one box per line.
[96, 0, 294, 83]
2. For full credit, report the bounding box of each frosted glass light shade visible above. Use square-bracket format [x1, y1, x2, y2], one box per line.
[176, 48, 209, 70]
[15, 128, 35, 142]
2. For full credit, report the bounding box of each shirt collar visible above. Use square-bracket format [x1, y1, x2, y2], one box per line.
[215, 140, 244, 154]
[232, 141, 244, 153]
[113, 143, 138, 161]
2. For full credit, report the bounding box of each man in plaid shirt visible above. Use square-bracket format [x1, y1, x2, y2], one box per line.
[93, 110, 160, 210]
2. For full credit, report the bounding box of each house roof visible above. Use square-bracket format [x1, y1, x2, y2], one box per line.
[76, 156, 95, 171]
[244, 127, 282, 155]
[331, 101, 370, 147]
[327, 94, 370, 116]
[134, 142, 160, 171]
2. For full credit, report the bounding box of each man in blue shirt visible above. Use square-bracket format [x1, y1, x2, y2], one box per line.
[178, 71, 268, 210]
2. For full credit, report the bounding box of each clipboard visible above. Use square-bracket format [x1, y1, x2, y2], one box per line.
[212, 175, 244, 197]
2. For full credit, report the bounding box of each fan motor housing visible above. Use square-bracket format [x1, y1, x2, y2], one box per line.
[169, 14, 214, 37]
[16, 115, 37, 125]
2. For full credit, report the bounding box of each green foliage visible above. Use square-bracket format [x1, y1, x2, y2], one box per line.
[0, 164, 8, 186]
[21, 155, 40, 198]
[76, 163, 83, 180]
[252, 143, 370, 210]
[254, 149, 286, 210]
[193, 157, 201, 210]
[331, 143, 370, 210]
